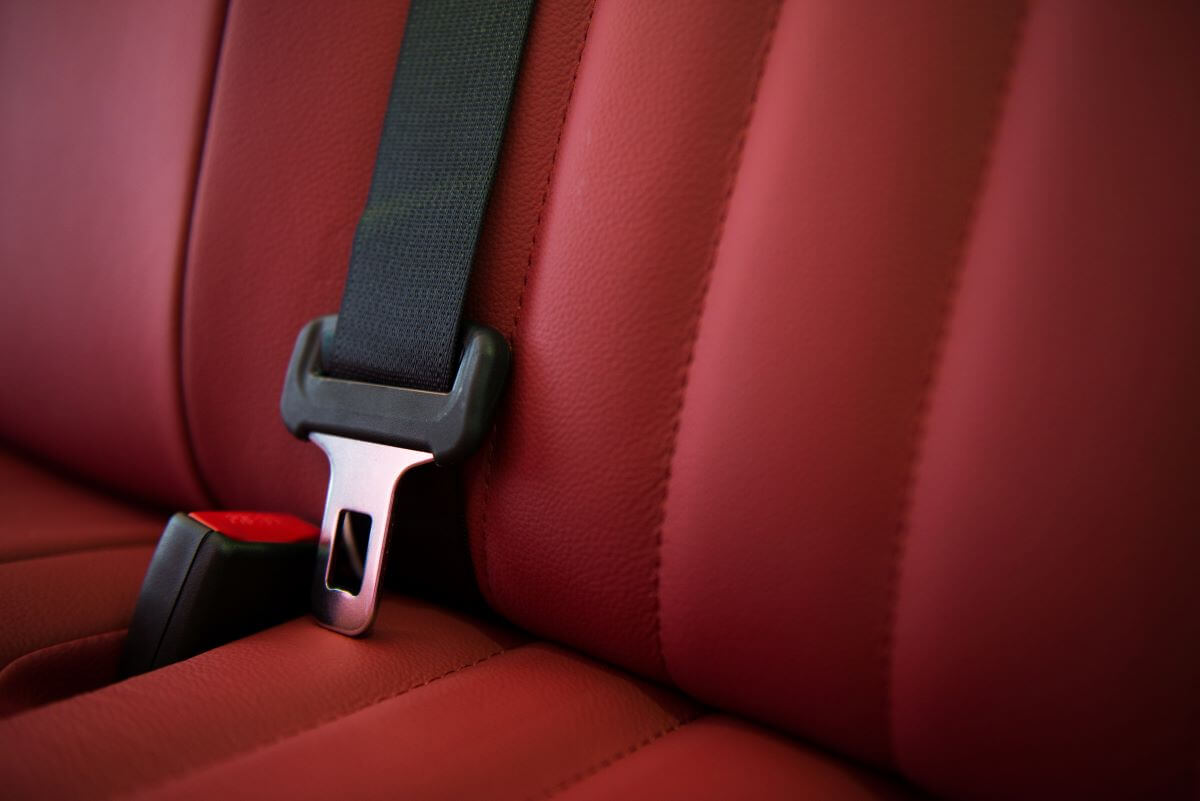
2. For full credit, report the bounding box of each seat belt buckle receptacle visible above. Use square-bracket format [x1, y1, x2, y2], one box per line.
[121, 512, 318, 677]
[280, 314, 509, 636]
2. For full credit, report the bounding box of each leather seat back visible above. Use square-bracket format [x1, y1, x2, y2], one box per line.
[2, 2, 1196, 799]
[0, 0, 224, 508]
[462, 3, 1200, 799]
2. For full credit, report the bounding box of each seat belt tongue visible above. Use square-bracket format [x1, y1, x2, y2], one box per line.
[280, 316, 509, 636]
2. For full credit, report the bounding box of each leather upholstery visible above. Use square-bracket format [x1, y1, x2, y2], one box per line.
[467, 0, 785, 682]
[0, 597, 908, 801]
[889, 4, 1200, 798]
[0, 629, 126, 718]
[180, 0, 411, 521]
[182, 0, 597, 521]
[661, 0, 1026, 763]
[0, 449, 156, 678]
[0, 0, 223, 508]
[0, 546, 152, 672]
[0, 1, 1196, 799]
[461, 2, 1200, 797]
[0, 449, 163, 562]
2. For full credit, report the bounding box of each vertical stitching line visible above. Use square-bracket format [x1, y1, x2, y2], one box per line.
[881, 1, 1033, 763]
[478, 1, 598, 605]
[173, 0, 232, 509]
[531, 711, 704, 801]
[648, 0, 785, 681]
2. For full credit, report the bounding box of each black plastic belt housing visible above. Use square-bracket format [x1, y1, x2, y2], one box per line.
[279, 315, 510, 464]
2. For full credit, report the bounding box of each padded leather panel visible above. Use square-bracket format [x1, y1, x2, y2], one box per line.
[128, 645, 697, 801]
[0, 546, 152, 670]
[889, 3, 1200, 799]
[0, 598, 523, 799]
[657, 0, 1024, 764]
[556, 717, 914, 801]
[465, 0, 783, 681]
[0, 449, 163, 562]
[0, 0, 222, 507]
[0, 597, 906, 801]
[0, 629, 126, 718]
[183, 0, 595, 521]
[181, 0, 409, 520]
[463, 1, 1200, 796]
[0, 449, 160, 678]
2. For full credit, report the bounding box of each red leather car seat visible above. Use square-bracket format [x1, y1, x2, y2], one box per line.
[1, 1, 1197, 800]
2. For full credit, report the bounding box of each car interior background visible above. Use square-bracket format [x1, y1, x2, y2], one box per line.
[0, 1, 1197, 800]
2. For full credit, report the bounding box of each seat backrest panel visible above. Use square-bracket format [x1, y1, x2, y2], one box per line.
[0, 0, 224, 507]
[462, 0, 1200, 797]
[180, 0, 599, 522]
[180, 0, 411, 521]
[466, 0, 784, 683]
[656, 0, 1025, 764]
[890, 3, 1200, 798]
[60, 1, 1193, 798]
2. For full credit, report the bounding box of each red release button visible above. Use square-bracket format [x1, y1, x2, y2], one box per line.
[188, 511, 318, 544]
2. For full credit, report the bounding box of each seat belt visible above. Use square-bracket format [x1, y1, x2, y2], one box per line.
[280, 0, 534, 636]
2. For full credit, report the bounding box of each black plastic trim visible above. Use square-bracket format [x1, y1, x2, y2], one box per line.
[280, 315, 510, 464]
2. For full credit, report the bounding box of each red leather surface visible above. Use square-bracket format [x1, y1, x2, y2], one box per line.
[889, 4, 1200, 800]
[180, 0, 411, 521]
[129, 645, 696, 801]
[657, 1, 1024, 764]
[0, 545, 152, 670]
[0, 0, 222, 508]
[0, 449, 164, 562]
[0, 449, 161, 677]
[0, 598, 522, 799]
[466, 0, 783, 681]
[0, 629, 125, 718]
[556, 717, 913, 801]
[464, 0, 1200, 796]
[464, 0, 598, 337]
[188, 511, 317, 544]
[183, 0, 596, 522]
[0, 1, 1197, 799]
[0, 597, 907, 801]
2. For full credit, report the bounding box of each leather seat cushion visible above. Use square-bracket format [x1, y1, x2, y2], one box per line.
[0, 597, 911, 801]
[0, 449, 158, 675]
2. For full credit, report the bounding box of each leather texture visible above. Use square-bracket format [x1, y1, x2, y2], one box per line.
[554, 717, 914, 801]
[0, 449, 160, 677]
[466, 0, 785, 681]
[0, 598, 523, 798]
[0, 1, 1197, 800]
[182, 0, 596, 522]
[0, 545, 152, 671]
[460, 2, 1200, 797]
[659, 0, 1025, 764]
[0, 0, 223, 508]
[0, 596, 910, 801]
[888, 4, 1200, 799]
[181, 0, 411, 521]
[0, 629, 126, 718]
[0, 449, 164, 562]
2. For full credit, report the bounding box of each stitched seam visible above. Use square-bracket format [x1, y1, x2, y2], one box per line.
[478, 1, 598, 605]
[532, 711, 703, 800]
[881, 2, 1033, 763]
[172, 0, 231, 509]
[0, 541, 156, 567]
[648, 0, 784, 681]
[0, 628, 125, 674]
[136, 645, 513, 796]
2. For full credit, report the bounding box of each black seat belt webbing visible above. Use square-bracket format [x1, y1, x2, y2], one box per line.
[325, 0, 534, 393]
